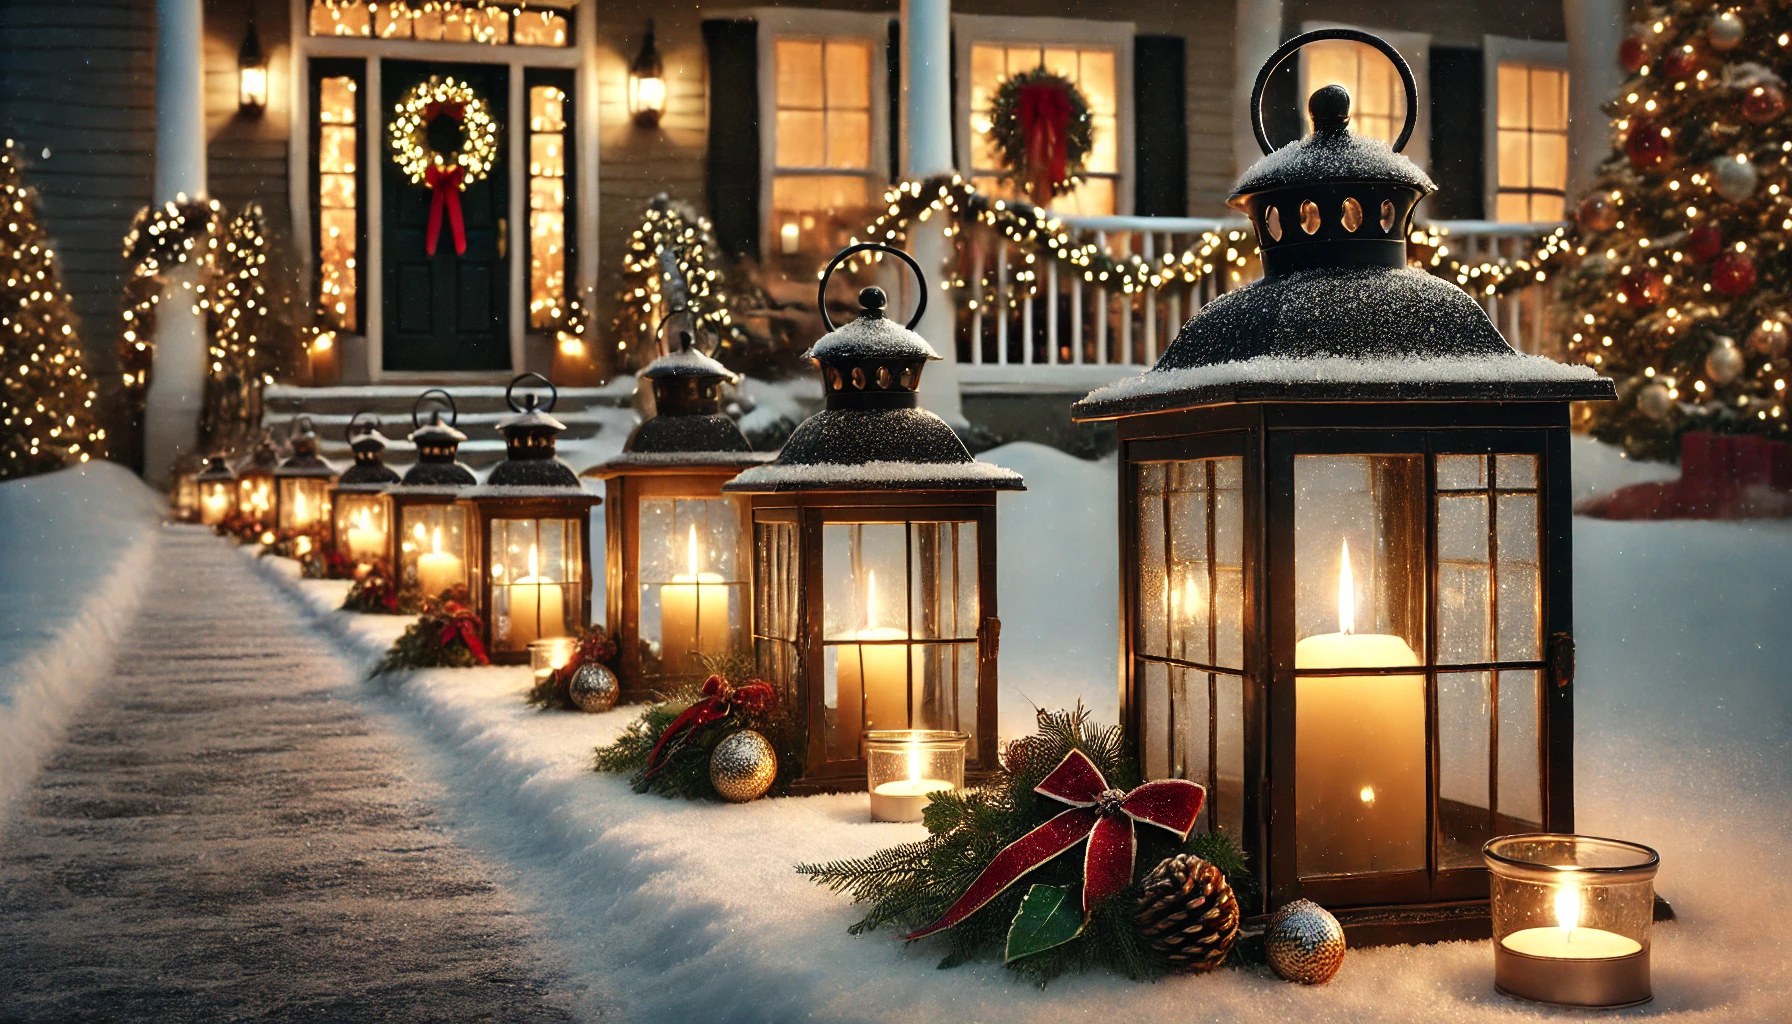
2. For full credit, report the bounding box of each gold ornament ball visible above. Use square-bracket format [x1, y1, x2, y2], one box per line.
[1709, 10, 1744, 51]
[568, 662, 620, 713]
[1264, 899, 1346, 985]
[1706, 337, 1745, 386]
[709, 729, 777, 802]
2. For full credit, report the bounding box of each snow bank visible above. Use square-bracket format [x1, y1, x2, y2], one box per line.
[252, 437, 1792, 1022]
[0, 462, 161, 817]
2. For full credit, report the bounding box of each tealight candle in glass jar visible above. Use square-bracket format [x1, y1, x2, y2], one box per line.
[866, 730, 966, 822]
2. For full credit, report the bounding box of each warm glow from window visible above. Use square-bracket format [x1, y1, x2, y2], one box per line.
[317, 75, 358, 331]
[1495, 62, 1569, 223]
[307, 1, 568, 47]
[1303, 39, 1404, 145]
[968, 43, 1118, 215]
[529, 84, 568, 329]
[771, 36, 875, 256]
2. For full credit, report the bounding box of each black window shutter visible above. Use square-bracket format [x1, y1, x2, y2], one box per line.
[887, 19, 901, 183]
[1428, 45, 1484, 220]
[1133, 36, 1187, 217]
[704, 19, 760, 258]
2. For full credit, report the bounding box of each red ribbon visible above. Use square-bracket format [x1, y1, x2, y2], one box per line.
[424, 164, 467, 256]
[437, 601, 489, 664]
[905, 749, 1204, 939]
[1016, 80, 1074, 206]
[645, 674, 777, 775]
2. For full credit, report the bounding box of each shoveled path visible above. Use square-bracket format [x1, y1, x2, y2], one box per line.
[0, 529, 584, 1022]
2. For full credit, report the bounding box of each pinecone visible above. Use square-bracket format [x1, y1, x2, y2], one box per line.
[1135, 853, 1240, 973]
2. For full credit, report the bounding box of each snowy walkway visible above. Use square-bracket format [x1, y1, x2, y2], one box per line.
[0, 529, 584, 1022]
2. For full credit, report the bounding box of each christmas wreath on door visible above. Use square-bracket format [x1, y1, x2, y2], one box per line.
[389, 76, 499, 256]
[988, 67, 1095, 207]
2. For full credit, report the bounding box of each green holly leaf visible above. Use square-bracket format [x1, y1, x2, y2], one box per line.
[1004, 884, 1086, 963]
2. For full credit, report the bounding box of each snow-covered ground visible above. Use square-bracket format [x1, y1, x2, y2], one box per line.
[0, 462, 161, 815]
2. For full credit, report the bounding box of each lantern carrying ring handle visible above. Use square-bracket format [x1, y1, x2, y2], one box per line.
[346, 410, 382, 443]
[289, 414, 317, 440]
[506, 371, 559, 414]
[412, 388, 459, 429]
[817, 242, 927, 333]
[654, 304, 714, 356]
[1249, 27, 1417, 156]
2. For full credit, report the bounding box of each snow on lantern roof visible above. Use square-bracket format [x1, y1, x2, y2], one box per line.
[723, 408, 1023, 493]
[638, 339, 739, 382]
[1228, 86, 1435, 205]
[195, 455, 235, 483]
[805, 295, 942, 363]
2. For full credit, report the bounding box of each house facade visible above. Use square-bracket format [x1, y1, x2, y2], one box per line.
[0, 0, 1624, 480]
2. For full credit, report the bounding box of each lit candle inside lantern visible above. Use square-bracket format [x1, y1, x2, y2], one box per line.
[345, 507, 385, 561]
[1294, 539, 1426, 875]
[291, 487, 311, 528]
[659, 525, 730, 675]
[507, 543, 565, 649]
[869, 734, 956, 821]
[1500, 886, 1644, 960]
[530, 636, 579, 689]
[201, 488, 231, 524]
[839, 570, 908, 739]
[415, 527, 463, 599]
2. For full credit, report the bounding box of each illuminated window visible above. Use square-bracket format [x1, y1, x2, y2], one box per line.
[967, 43, 1119, 216]
[1494, 64, 1569, 223]
[528, 83, 568, 329]
[317, 74, 358, 331]
[306, 1, 569, 47]
[770, 36, 876, 258]
[1302, 39, 1404, 145]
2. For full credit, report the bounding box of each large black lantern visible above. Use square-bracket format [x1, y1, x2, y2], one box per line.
[274, 415, 338, 535]
[469, 374, 599, 662]
[725, 244, 1024, 792]
[1069, 30, 1614, 945]
[389, 389, 481, 604]
[585, 321, 770, 700]
[330, 412, 400, 571]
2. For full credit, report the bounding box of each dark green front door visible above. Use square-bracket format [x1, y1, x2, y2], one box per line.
[382, 60, 510, 373]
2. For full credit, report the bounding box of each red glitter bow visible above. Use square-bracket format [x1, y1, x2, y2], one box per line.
[905, 750, 1204, 939]
[424, 100, 466, 123]
[423, 164, 467, 256]
[437, 600, 489, 664]
[645, 674, 776, 775]
[1015, 79, 1074, 206]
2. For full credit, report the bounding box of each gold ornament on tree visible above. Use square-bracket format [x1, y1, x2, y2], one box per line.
[709, 729, 777, 802]
[1712, 154, 1759, 203]
[1706, 336, 1744, 385]
[1264, 899, 1346, 984]
[1708, 10, 1744, 52]
[1134, 854, 1240, 973]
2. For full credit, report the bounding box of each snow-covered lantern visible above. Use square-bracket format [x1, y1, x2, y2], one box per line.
[195, 455, 236, 526]
[389, 389, 480, 604]
[1068, 29, 1614, 944]
[329, 412, 400, 570]
[235, 432, 278, 529]
[274, 415, 337, 534]
[724, 244, 1024, 791]
[585, 321, 769, 700]
[468, 374, 599, 663]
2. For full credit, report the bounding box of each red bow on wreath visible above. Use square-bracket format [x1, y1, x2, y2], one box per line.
[1016, 79, 1074, 207]
[645, 674, 777, 776]
[905, 749, 1204, 939]
[437, 600, 490, 664]
[422, 97, 469, 256]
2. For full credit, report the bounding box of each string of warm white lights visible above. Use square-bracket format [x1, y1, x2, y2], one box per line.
[0, 142, 102, 478]
[612, 196, 741, 370]
[389, 76, 499, 185]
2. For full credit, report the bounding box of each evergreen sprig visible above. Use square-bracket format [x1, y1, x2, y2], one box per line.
[591, 657, 797, 800]
[796, 705, 1248, 986]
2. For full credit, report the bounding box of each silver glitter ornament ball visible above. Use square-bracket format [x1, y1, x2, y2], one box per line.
[1264, 899, 1346, 985]
[1636, 381, 1673, 420]
[709, 729, 777, 802]
[1706, 336, 1745, 385]
[568, 662, 620, 713]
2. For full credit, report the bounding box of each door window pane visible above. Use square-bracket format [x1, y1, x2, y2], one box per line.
[527, 83, 569, 329]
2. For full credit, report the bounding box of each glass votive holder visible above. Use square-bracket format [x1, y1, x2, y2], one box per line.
[528, 637, 578, 687]
[1484, 833, 1660, 1009]
[866, 730, 966, 822]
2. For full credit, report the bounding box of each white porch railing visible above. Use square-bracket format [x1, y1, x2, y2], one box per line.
[950, 214, 1565, 378]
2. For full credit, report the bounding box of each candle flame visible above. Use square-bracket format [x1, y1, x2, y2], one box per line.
[1554, 885, 1581, 940]
[1359, 785, 1375, 805]
[1338, 539, 1355, 635]
[414, 522, 427, 541]
[687, 524, 699, 576]
[866, 570, 878, 631]
[293, 488, 307, 520]
[907, 739, 921, 784]
[432, 527, 443, 556]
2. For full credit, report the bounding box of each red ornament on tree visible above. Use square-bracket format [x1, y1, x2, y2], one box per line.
[1623, 270, 1665, 308]
[1618, 34, 1650, 74]
[1626, 122, 1669, 170]
[1744, 83, 1787, 125]
[1713, 251, 1758, 297]
[1662, 43, 1701, 81]
[1578, 194, 1619, 232]
[1688, 224, 1724, 263]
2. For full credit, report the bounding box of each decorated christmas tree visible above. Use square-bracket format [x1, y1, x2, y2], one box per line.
[0, 142, 104, 479]
[1562, 1, 1791, 460]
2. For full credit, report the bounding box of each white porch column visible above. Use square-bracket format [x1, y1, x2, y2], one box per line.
[142, 0, 209, 488]
[1233, 0, 1284, 178]
[901, 0, 964, 426]
[1564, 0, 1624, 203]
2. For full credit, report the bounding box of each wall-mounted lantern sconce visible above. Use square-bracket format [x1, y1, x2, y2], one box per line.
[238, 9, 268, 115]
[628, 20, 666, 128]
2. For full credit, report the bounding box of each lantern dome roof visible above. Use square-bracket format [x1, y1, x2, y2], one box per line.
[195, 455, 235, 483]
[340, 413, 400, 486]
[595, 327, 763, 470]
[638, 338, 739, 382]
[804, 288, 942, 363]
[409, 414, 467, 447]
[275, 416, 337, 478]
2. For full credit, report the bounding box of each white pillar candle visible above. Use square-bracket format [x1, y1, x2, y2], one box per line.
[660, 526, 729, 675]
[415, 527, 464, 599]
[507, 543, 565, 649]
[1294, 540, 1427, 876]
[200, 488, 231, 525]
[345, 507, 385, 561]
[838, 571, 908, 741]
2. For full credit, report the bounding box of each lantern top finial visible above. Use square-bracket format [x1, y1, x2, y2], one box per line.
[341, 410, 401, 486]
[276, 415, 336, 478]
[488, 373, 582, 488]
[804, 244, 940, 366]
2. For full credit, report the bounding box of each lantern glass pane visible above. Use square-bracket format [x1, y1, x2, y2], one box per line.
[752, 519, 802, 711]
[907, 643, 981, 761]
[1136, 662, 1245, 838]
[1214, 673, 1243, 838]
[333, 492, 391, 566]
[1497, 492, 1542, 661]
[489, 517, 580, 653]
[399, 502, 473, 601]
[1497, 669, 1543, 830]
[1135, 464, 1167, 657]
[1134, 458, 1243, 669]
[1437, 492, 1492, 663]
[277, 478, 333, 532]
[638, 497, 747, 683]
[823, 523, 908, 640]
[1496, 453, 1537, 489]
[909, 521, 978, 640]
[239, 474, 273, 523]
[1436, 453, 1487, 489]
[1294, 454, 1426, 879]
[1438, 670, 1493, 869]
[199, 481, 234, 525]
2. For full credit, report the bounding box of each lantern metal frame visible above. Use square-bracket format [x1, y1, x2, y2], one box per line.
[329, 411, 401, 571]
[1070, 30, 1615, 946]
[388, 389, 481, 604]
[471, 374, 600, 664]
[235, 432, 280, 530]
[725, 244, 1023, 792]
[273, 414, 339, 535]
[627, 20, 666, 128]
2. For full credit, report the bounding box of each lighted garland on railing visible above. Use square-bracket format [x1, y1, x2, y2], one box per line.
[611, 194, 744, 370]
